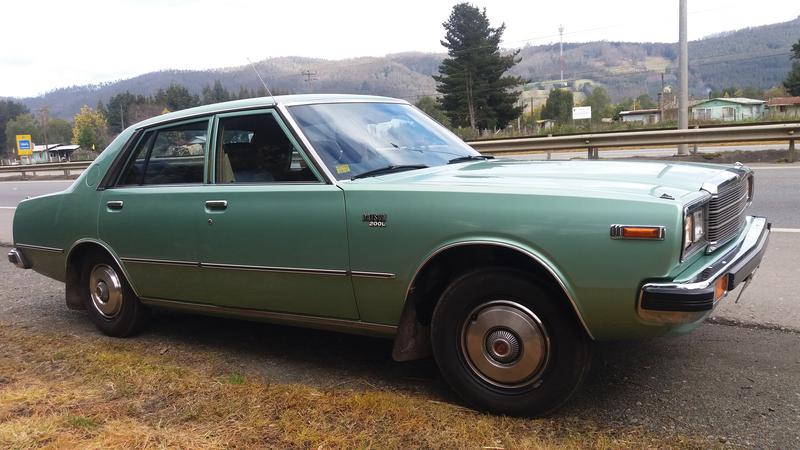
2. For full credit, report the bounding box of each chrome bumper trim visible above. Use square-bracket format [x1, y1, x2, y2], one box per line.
[7, 248, 31, 269]
[638, 216, 769, 324]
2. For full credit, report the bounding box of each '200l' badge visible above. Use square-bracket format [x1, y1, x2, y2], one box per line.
[363, 213, 387, 228]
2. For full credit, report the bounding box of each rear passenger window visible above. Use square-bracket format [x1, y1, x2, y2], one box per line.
[216, 113, 318, 183]
[118, 121, 208, 186]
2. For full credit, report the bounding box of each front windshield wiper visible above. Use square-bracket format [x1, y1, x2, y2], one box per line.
[351, 165, 429, 180]
[447, 155, 495, 164]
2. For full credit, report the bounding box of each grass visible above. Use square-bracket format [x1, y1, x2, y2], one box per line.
[0, 323, 712, 449]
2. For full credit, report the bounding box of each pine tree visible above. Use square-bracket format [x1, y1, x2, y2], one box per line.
[541, 89, 574, 124]
[784, 39, 800, 96]
[434, 3, 523, 130]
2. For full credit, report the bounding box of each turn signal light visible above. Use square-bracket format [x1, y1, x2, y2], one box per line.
[621, 226, 663, 239]
[714, 275, 729, 302]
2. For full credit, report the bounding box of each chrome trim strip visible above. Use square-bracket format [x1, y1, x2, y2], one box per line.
[350, 270, 397, 279]
[120, 257, 200, 267]
[139, 297, 398, 336]
[404, 240, 594, 339]
[609, 224, 666, 240]
[276, 103, 339, 185]
[201, 262, 348, 276]
[16, 243, 64, 253]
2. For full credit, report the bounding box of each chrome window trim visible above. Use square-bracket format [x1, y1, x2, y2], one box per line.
[404, 240, 594, 339]
[276, 103, 339, 185]
[138, 296, 398, 336]
[279, 98, 409, 107]
[16, 243, 64, 253]
[609, 225, 666, 240]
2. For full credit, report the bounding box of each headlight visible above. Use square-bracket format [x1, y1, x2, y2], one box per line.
[682, 202, 708, 260]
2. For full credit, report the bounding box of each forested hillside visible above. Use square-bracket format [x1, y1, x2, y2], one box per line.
[15, 16, 799, 119]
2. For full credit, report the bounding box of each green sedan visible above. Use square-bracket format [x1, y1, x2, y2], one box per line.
[8, 94, 770, 416]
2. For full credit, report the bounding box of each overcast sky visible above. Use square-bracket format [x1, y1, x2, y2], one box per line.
[1, 0, 797, 98]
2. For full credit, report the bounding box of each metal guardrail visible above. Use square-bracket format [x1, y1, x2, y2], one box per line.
[0, 161, 92, 179]
[467, 122, 800, 160]
[0, 122, 798, 178]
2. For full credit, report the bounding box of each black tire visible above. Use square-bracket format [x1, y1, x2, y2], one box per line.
[430, 267, 591, 416]
[81, 251, 147, 337]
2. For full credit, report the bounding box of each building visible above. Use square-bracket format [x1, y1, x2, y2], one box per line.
[690, 98, 765, 122]
[31, 144, 80, 163]
[766, 97, 800, 119]
[618, 109, 661, 124]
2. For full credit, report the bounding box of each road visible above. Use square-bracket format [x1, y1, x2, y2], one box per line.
[0, 164, 798, 447]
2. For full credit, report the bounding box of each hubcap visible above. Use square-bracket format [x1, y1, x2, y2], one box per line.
[462, 300, 550, 388]
[89, 264, 123, 319]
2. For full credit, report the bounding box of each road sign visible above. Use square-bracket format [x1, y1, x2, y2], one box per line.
[16, 135, 32, 156]
[572, 106, 591, 120]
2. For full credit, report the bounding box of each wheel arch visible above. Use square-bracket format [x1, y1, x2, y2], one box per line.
[64, 239, 139, 310]
[392, 240, 593, 362]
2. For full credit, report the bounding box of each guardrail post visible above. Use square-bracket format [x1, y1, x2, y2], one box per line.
[20, 170, 26, 181]
[64, 168, 70, 178]
[789, 139, 796, 163]
[587, 147, 599, 159]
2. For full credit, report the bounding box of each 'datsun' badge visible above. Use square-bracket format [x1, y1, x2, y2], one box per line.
[362, 213, 387, 228]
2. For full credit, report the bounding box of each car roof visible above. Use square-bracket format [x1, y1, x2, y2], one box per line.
[132, 94, 408, 130]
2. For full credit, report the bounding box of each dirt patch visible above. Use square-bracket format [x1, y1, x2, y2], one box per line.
[0, 323, 711, 449]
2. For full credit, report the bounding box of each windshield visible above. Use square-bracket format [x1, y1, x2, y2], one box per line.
[288, 102, 480, 180]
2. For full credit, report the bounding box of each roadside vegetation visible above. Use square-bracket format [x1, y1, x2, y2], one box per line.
[0, 323, 711, 449]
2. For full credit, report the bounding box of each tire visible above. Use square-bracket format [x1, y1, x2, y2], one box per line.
[81, 251, 147, 337]
[430, 267, 592, 416]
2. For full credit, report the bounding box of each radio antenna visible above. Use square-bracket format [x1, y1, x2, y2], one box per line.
[247, 57, 275, 101]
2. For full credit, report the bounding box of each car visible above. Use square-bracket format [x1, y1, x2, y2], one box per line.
[8, 94, 770, 416]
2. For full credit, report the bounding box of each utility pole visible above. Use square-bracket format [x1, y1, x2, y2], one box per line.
[559, 24, 565, 83]
[39, 108, 49, 161]
[677, 0, 689, 155]
[300, 70, 318, 92]
[120, 104, 125, 132]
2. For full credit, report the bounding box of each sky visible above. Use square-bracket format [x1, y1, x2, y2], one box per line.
[1, 0, 797, 98]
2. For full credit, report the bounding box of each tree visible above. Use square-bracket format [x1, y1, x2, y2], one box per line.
[540, 89, 573, 124]
[583, 87, 612, 122]
[107, 92, 147, 133]
[0, 100, 30, 156]
[46, 119, 73, 144]
[784, 39, 800, 96]
[434, 3, 523, 130]
[202, 80, 232, 104]
[414, 96, 451, 127]
[155, 83, 199, 111]
[635, 94, 657, 109]
[71, 105, 108, 151]
[5, 114, 40, 155]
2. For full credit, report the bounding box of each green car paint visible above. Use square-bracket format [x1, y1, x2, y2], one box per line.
[11, 94, 762, 343]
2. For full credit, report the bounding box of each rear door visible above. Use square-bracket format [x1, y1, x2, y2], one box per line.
[195, 109, 359, 319]
[99, 118, 211, 302]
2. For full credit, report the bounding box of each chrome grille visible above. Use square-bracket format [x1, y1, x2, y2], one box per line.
[707, 175, 750, 249]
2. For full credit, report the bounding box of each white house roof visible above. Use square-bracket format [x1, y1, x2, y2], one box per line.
[619, 109, 661, 116]
[693, 97, 766, 107]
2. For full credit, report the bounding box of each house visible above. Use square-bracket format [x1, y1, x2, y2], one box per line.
[690, 98, 765, 122]
[766, 97, 800, 119]
[618, 108, 661, 124]
[31, 143, 80, 163]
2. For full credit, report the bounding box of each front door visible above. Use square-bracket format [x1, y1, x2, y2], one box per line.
[197, 109, 358, 319]
[99, 118, 212, 302]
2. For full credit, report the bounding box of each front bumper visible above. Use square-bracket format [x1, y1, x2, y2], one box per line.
[638, 217, 770, 324]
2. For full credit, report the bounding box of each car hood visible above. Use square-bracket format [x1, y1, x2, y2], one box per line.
[347, 159, 735, 200]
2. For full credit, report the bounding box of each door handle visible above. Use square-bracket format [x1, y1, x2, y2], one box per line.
[106, 200, 123, 210]
[205, 200, 228, 210]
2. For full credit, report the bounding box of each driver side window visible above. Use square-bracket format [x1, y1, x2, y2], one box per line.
[216, 113, 319, 184]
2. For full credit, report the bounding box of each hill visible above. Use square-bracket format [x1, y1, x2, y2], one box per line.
[16, 16, 800, 119]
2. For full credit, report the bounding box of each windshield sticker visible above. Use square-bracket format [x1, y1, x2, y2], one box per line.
[336, 164, 351, 174]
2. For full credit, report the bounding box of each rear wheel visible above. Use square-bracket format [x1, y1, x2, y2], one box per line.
[81, 251, 147, 337]
[431, 268, 591, 416]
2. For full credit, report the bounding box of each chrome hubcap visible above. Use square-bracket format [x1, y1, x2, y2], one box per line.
[89, 264, 123, 319]
[462, 300, 550, 388]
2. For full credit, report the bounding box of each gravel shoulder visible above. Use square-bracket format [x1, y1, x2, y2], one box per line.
[1, 250, 798, 448]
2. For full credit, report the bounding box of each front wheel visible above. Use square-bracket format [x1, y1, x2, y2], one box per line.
[431, 268, 592, 416]
[81, 251, 147, 337]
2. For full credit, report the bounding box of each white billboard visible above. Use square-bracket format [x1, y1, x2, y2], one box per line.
[572, 106, 592, 120]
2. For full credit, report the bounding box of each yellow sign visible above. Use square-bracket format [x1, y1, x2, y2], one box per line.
[16, 135, 33, 156]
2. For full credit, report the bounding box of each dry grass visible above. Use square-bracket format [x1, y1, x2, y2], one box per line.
[0, 324, 709, 449]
